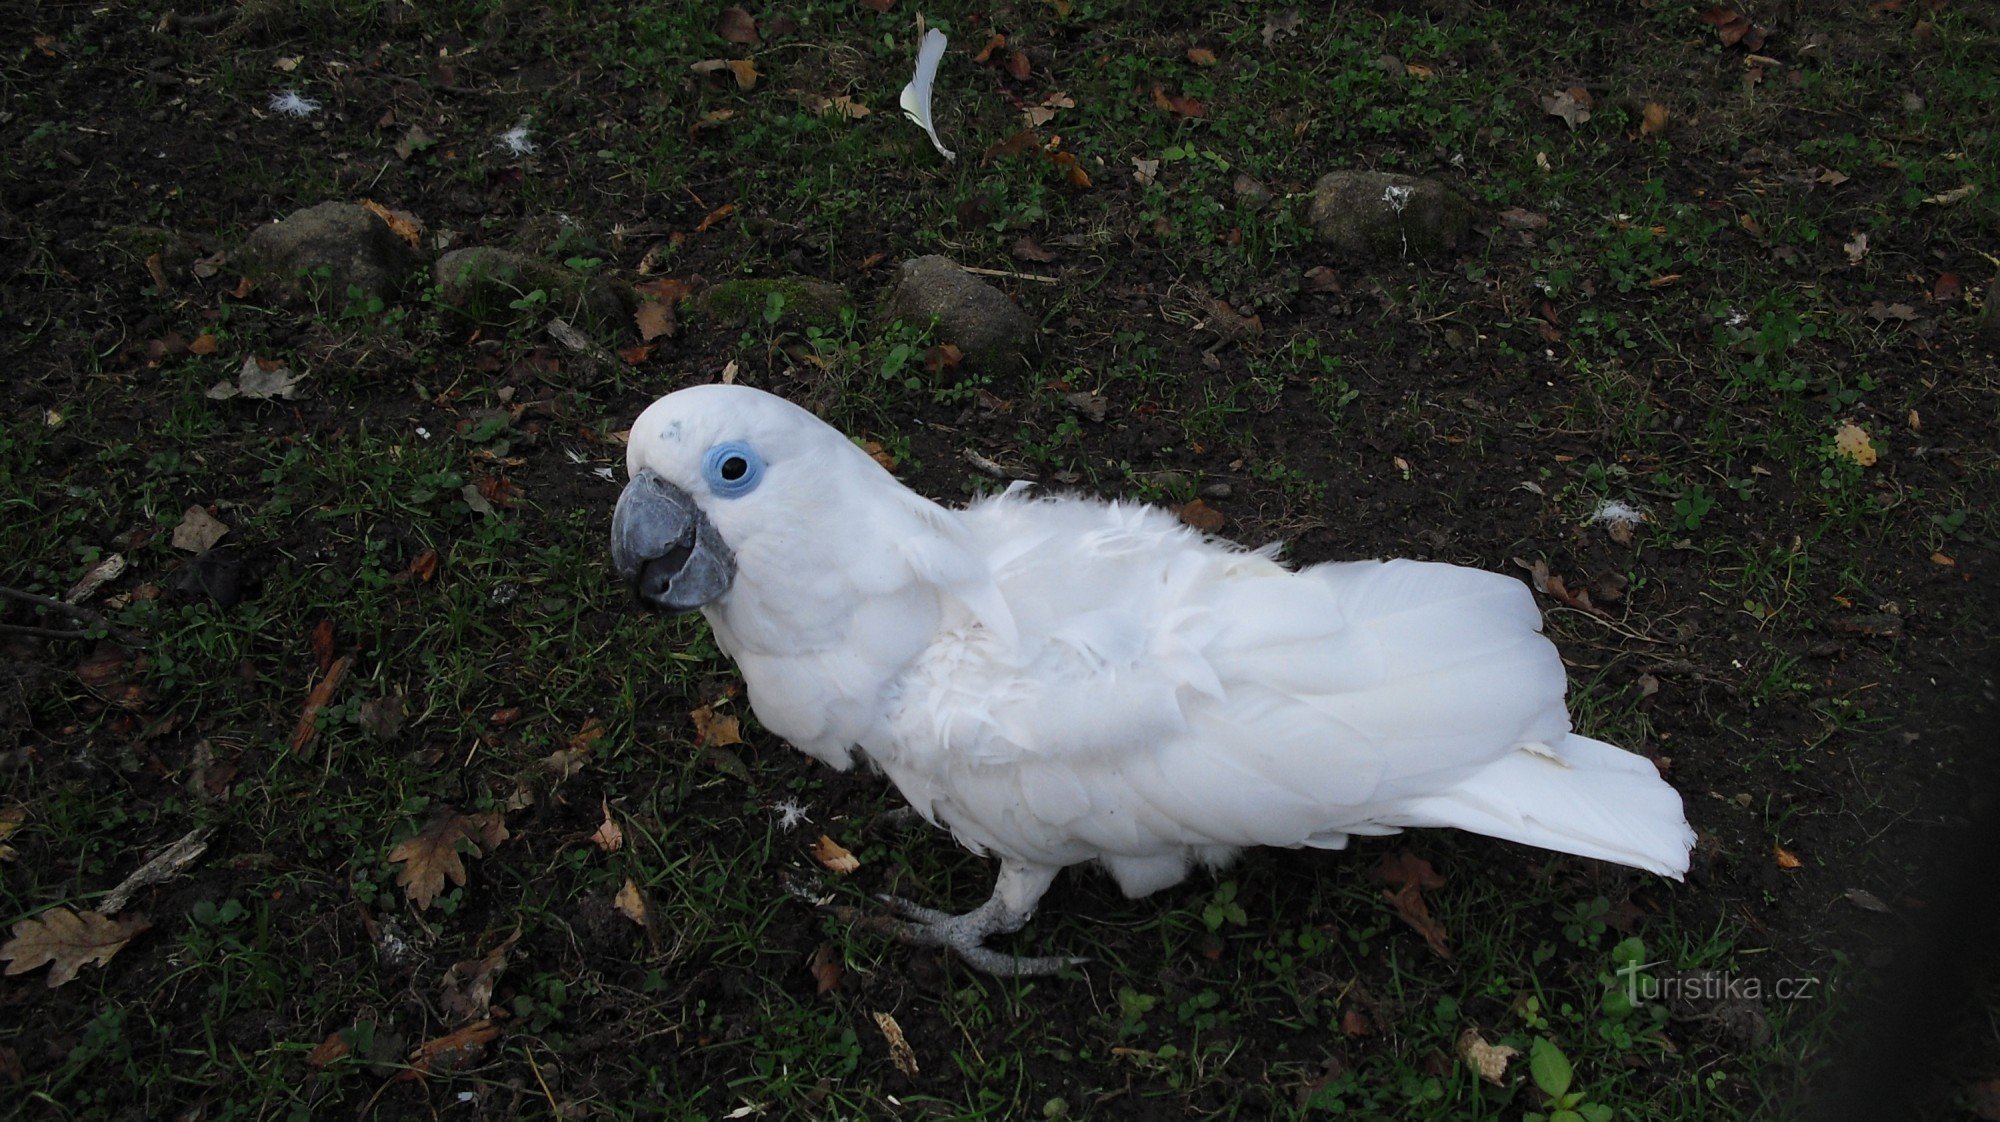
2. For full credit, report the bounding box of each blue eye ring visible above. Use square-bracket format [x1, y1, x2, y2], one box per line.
[702, 441, 764, 498]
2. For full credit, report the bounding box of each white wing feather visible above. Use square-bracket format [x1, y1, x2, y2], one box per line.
[898, 29, 955, 162]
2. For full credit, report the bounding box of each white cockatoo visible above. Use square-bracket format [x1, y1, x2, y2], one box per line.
[613, 385, 1695, 973]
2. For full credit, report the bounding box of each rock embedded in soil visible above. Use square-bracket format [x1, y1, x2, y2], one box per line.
[887, 255, 1036, 373]
[1304, 171, 1474, 260]
[234, 202, 422, 310]
[433, 246, 633, 332]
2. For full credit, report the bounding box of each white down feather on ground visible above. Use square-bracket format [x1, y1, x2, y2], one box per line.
[615, 385, 1695, 970]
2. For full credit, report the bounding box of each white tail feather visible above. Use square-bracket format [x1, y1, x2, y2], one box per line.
[1391, 734, 1694, 878]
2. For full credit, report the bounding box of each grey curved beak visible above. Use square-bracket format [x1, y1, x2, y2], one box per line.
[611, 469, 736, 613]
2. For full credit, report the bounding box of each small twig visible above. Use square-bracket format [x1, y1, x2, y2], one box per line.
[958, 265, 1059, 284]
[0, 584, 145, 646]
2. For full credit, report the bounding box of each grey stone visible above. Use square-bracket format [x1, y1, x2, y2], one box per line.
[888, 255, 1035, 373]
[433, 246, 633, 331]
[1304, 171, 1474, 261]
[235, 202, 421, 310]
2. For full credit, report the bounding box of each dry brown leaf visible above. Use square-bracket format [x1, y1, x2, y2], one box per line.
[1340, 1008, 1373, 1036]
[1640, 102, 1670, 136]
[818, 94, 871, 119]
[691, 704, 744, 747]
[1775, 844, 1802, 869]
[591, 798, 624, 853]
[1375, 850, 1446, 891]
[439, 930, 519, 1023]
[696, 203, 737, 232]
[1177, 499, 1224, 533]
[1457, 1028, 1518, 1085]
[813, 834, 859, 875]
[309, 618, 336, 674]
[1843, 231, 1869, 264]
[972, 33, 1006, 64]
[1005, 50, 1031, 81]
[716, 5, 757, 44]
[145, 251, 170, 292]
[305, 1032, 352, 1069]
[1385, 882, 1451, 958]
[1541, 87, 1592, 128]
[1186, 46, 1217, 66]
[289, 654, 353, 755]
[635, 299, 676, 342]
[399, 1019, 500, 1081]
[615, 878, 648, 925]
[172, 505, 229, 552]
[1, 908, 151, 988]
[0, 805, 22, 864]
[408, 548, 439, 582]
[873, 1012, 919, 1076]
[861, 440, 898, 472]
[188, 333, 219, 356]
[1834, 423, 1878, 466]
[690, 59, 758, 90]
[361, 199, 425, 248]
[1150, 83, 1207, 118]
[388, 813, 479, 910]
[1010, 236, 1057, 263]
[808, 943, 844, 994]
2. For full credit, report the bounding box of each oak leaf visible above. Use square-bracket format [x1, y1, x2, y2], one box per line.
[388, 813, 482, 909]
[1, 908, 151, 988]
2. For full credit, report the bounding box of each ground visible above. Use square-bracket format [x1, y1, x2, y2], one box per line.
[2, 1, 1998, 1119]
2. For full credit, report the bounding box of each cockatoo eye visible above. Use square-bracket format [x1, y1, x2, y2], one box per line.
[701, 441, 764, 497]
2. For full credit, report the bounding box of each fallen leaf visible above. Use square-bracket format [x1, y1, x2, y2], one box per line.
[813, 834, 859, 875]
[1834, 423, 1878, 466]
[1010, 236, 1056, 263]
[1375, 851, 1446, 891]
[1844, 887, 1893, 913]
[691, 703, 744, 747]
[924, 342, 963, 375]
[289, 654, 353, 755]
[145, 252, 171, 292]
[408, 548, 439, 582]
[1865, 301, 1918, 321]
[1150, 83, 1207, 118]
[439, 930, 519, 1023]
[862, 440, 898, 472]
[1843, 231, 1869, 264]
[1458, 1028, 1519, 1085]
[690, 59, 759, 90]
[393, 124, 435, 161]
[695, 203, 737, 232]
[1404, 62, 1434, 79]
[1933, 273, 1962, 302]
[361, 199, 424, 248]
[358, 693, 406, 740]
[400, 1020, 500, 1081]
[1303, 265, 1341, 292]
[1816, 167, 1851, 186]
[1132, 156, 1160, 185]
[309, 618, 336, 674]
[716, 6, 757, 44]
[1774, 844, 1802, 869]
[1385, 882, 1451, 958]
[1921, 183, 1978, 206]
[1186, 46, 1217, 66]
[1261, 8, 1302, 47]
[1541, 87, 1592, 129]
[809, 943, 844, 994]
[1005, 51, 1031, 82]
[873, 1012, 919, 1076]
[635, 299, 676, 342]
[591, 798, 624, 853]
[207, 355, 305, 401]
[306, 1033, 352, 1069]
[173, 506, 229, 552]
[1341, 1008, 1373, 1036]
[972, 33, 1006, 64]
[188, 333, 219, 356]
[388, 812, 481, 910]
[615, 878, 649, 925]
[1934, 551, 1956, 567]
[1640, 102, 1670, 136]
[818, 94, 871, 119]
[1177, 499, 1224, 533]
[1, 908, 151, 988]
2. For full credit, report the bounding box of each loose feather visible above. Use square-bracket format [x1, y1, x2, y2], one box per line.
[898, 29, 955, 162]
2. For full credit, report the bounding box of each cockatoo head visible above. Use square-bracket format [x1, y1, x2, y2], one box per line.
[611, 384, 885, 614]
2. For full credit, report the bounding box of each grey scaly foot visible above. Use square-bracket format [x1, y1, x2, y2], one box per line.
[877, 881, 1086, 977]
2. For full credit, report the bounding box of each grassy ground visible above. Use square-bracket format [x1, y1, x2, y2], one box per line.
[2, 0, 1998, 1118]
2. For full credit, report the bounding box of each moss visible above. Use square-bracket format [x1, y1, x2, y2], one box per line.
[692, 277, 852, 331]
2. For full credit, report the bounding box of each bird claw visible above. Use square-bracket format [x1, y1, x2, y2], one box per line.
[871, 894, 1085, 977]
